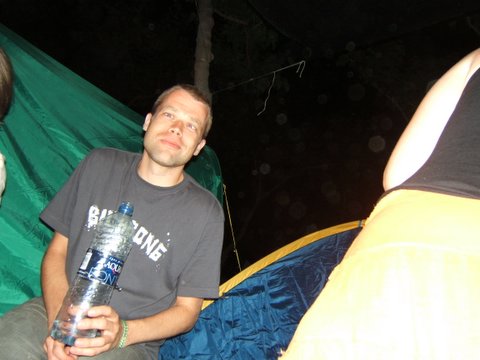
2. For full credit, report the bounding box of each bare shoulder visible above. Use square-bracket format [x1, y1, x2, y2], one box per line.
[382, 48, 480, 191]
[456, 48, 480, 82]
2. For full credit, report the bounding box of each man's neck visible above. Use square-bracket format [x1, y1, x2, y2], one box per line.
[137, 155, 185, 187]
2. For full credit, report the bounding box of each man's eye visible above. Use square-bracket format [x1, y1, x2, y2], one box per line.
[187, 123, 197, 131]
[162, 112, 174, 119]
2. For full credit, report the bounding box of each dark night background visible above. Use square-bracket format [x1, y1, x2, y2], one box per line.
[1, 0, 479, 281]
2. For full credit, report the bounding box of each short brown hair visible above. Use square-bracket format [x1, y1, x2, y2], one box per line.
[0, 48, 13, 122]
[151, 84, 212, 138]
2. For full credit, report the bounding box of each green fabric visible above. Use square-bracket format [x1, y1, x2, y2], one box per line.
[0, 23, 223, 316]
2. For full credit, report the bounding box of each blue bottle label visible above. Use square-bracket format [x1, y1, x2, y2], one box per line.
[77, 248, 124, 287]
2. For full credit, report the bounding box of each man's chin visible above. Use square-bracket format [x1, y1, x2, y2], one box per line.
[144, 148, 193, 169]
[153, 155, 188, 168]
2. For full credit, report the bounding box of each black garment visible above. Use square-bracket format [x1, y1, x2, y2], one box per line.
[392, 68, 480, 199]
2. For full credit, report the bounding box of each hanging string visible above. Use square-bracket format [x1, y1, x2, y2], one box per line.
[256, 71, 276, 116]
[223, 183, 242, 272]
[257, 60, 305, 116]
[212, 60, 306, 96]
[215, 61, 306, 272]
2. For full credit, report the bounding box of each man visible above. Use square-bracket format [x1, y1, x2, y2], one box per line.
[281, 49, 480, 359]
[0, 84, 224, 360]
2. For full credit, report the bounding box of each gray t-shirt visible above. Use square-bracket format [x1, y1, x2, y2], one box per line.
[40, 148, 224, 355]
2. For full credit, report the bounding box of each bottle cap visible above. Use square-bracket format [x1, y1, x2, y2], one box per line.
[118, 201, 134, 216]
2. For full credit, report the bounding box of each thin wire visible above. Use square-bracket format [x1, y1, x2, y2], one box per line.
[257, 71, 276, 115]
[212, 60, 306, 95]
[257, 60, 305, 116]
[223, 184, 242, 272]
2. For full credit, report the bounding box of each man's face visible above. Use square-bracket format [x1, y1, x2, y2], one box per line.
[143, 89, 208, 169]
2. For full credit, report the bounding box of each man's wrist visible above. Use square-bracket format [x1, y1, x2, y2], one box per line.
[118, 319, 128, 348]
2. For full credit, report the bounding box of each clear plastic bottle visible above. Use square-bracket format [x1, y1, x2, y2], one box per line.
[50, 201, 135, 346]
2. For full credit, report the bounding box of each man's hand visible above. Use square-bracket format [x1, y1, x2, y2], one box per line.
[67, 305, 124, 357]
[44, 336, 78, 360]
[43, 305, 123, 358]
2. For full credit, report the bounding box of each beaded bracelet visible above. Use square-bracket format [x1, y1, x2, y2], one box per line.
[118, 319, 128, 349]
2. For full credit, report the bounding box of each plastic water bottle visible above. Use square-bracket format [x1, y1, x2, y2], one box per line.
[50, 201, 135, 346]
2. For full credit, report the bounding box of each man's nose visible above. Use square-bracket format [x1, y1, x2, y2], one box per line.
[169, 122, 182, 136]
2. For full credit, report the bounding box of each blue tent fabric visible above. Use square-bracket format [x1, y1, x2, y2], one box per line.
[159, 224, 361, 359]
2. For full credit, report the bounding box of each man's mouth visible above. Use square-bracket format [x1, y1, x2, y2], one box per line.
[160, 138, 181, 149]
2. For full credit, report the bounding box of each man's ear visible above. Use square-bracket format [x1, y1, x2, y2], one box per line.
[193, 139, 206, 156]
[143, 113, 153, 131]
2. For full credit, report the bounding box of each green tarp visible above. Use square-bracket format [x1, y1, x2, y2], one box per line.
[0, 23, 223, 316]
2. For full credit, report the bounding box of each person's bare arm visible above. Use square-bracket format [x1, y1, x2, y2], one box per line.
[41, 232, 70, 328]
[41, 231, 205, 358]
[383, 48, 480, 190]
[69, 295, 203, 357]
[41, 232, 79, 359]
[126, 295, 203, 343]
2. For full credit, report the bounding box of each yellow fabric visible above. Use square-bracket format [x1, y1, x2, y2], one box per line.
[282, 190, 480, 359]
[202, 220, 363, 310]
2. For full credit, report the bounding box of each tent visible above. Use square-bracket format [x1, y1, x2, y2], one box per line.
[159, 221, 362, 359]
[0, 23, 223, 316]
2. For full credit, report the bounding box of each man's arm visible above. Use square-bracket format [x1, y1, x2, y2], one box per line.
[41, 232, 80, 359]
[41, 231, 70, 328]
[69, 295, 203, 357]
[383, 48, 480, 190]
[126, 295, 203, 343]
[41, 232, 204, 358]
